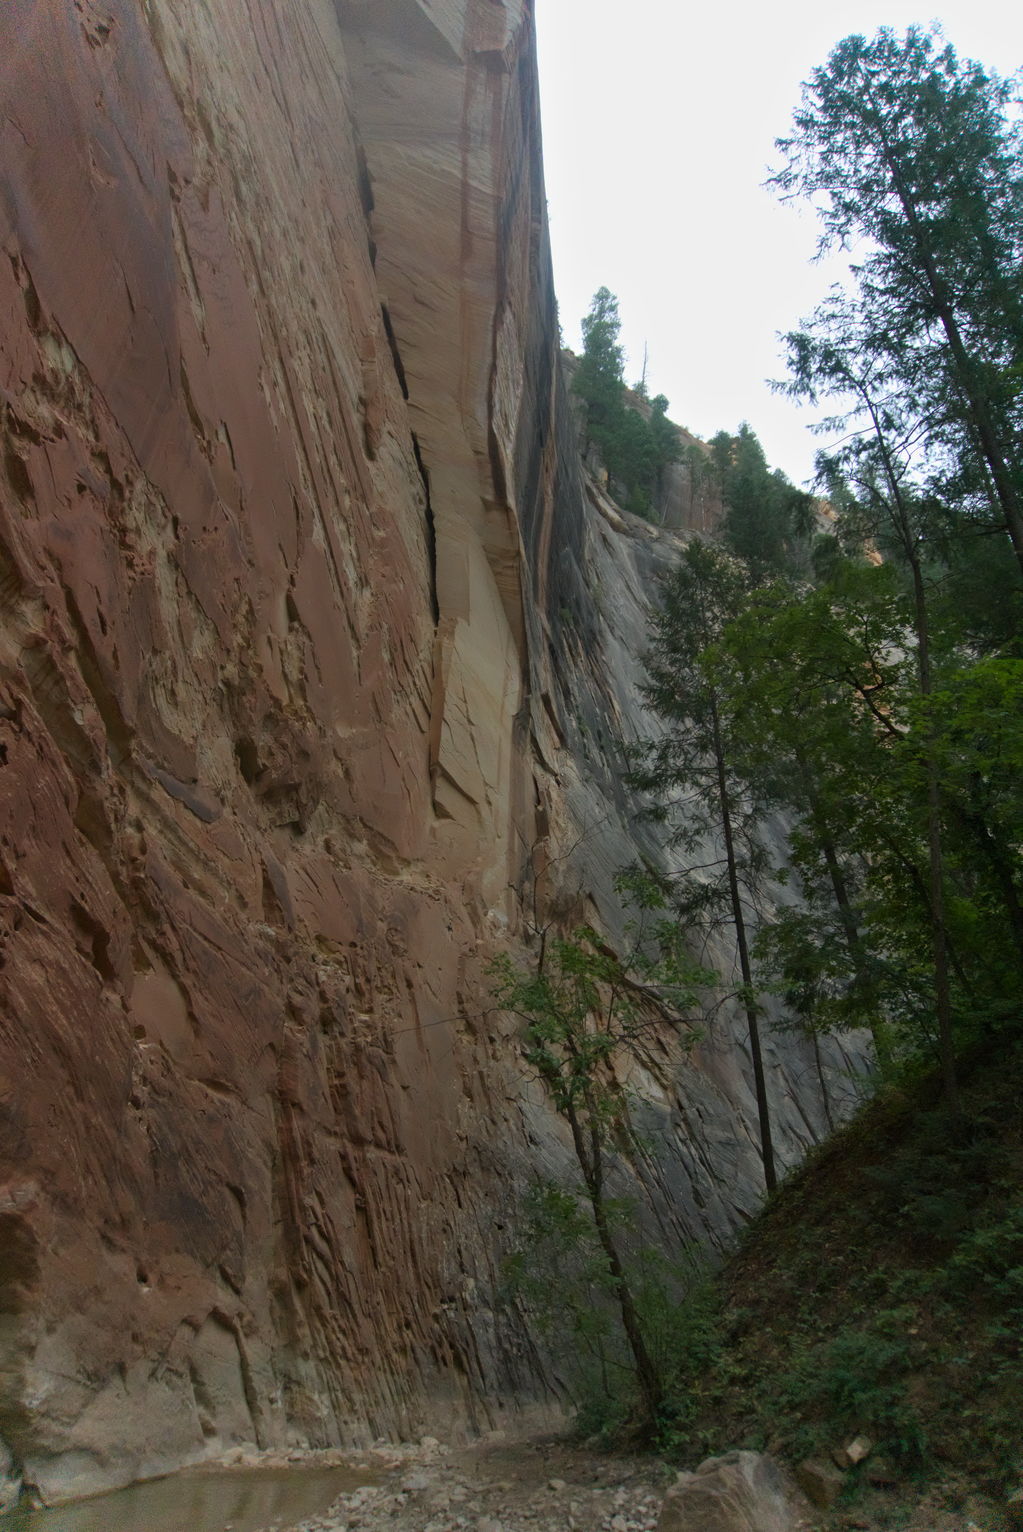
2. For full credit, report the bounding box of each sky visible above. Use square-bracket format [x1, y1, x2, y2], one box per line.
[534, 1, 1022, 488]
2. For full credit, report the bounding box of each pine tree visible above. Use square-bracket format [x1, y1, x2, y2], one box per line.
[709, 423, 813, 575]
[772, 26, 1023, 572]
[573, 292, 680, 518]
[632, 543, 778, 1191]
[574, 286, 626, 433]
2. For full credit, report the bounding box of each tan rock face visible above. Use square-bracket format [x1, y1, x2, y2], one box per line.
[657, 1452, 812, 1532]
[0, 0, 864, 1504]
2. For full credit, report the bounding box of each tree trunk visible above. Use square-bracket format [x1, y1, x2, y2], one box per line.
[863, 399, 961, 1112]
[564, 1101, 663, 1420]
[806, 773, 894, 1073]
[710, 695, 778, 1191]
[812, 1027, 835, 1132]
[951, 802, 1023, 966]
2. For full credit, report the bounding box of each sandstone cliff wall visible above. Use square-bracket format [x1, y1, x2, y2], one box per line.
[0, 0, 859, 1505]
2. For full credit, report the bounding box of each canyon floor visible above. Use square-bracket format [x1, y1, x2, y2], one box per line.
[288, 1436, 670, 1532]
[283, 1434, 1008, 1532]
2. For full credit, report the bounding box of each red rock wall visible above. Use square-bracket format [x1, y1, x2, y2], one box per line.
[0, 0, 550, 1504]
[0, 0, 859, 1506]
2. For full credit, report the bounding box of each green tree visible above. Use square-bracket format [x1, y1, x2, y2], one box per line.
[770, 37, 1023, 1065]
[574, 286, 626, 431]
[772, 26, 1023, 572]
[573, 291, 680, 518]
[709, 423, 814, 575]
[704, 570, 897, 1074]
[913, 658, 1023, 1013]
[632, 542, 778, 1191]
[491, 915, 708, 1421]
[649, 394, 684, 500]
[707, 540, 1023, 1086]
[779, 313, 963, 1105]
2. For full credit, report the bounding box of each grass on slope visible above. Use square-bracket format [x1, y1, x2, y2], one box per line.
[659, 1033, 1023, 1500]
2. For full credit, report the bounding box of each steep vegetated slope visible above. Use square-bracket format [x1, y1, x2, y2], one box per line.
[664, 1034, 1023, 1525]
[0, 0, 857, 1505]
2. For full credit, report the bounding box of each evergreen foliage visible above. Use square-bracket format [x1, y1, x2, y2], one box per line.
[713, 26, 1023, 1096]
[570, 23, 1023, 1179]
[629, 542, 779, 1191]
[564, 28, 1017, 1115]
[714, 562, 1022, 1067]
[496, 23, 1023, 1456]
[709, 423, 814, 575]
[573, 289, 681, 517]
[772, 25, 1023, 571]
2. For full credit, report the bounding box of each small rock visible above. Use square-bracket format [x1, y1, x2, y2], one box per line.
[549, 1477, 567, 1491]
[476, 1519, 504, 1532]
[832, 1436, 873, 1469]
[0, 1474, 23, 1515]
[402, 1471, 432, 1493]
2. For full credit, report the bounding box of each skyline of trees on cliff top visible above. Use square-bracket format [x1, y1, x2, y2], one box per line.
[535, 0, 1020, 487]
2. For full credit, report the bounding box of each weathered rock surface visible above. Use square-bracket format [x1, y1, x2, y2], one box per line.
[0, 1432, 20, 1511]
[0, 0, 865, 1504]
[657, 1452, 812, 1532]
[795, 1457, 847, 1509]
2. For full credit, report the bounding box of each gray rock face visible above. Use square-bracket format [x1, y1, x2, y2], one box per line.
[657, 1452, 812, 1532]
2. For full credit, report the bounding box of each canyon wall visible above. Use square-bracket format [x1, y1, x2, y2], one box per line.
[0, 0, 860, 1506]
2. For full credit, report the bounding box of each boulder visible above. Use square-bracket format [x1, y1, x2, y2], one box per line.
[796, 1458, 845, 1507]
[400, 1471, 432, 1494]
[1005, 1484, 1023, 1531]
[0, 1435, 21, 1512]
[657, 1450, 812, 1531]
[795, 1457, 846, 1508]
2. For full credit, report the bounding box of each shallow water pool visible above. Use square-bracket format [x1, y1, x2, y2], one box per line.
[0, 1462, 376, 1532]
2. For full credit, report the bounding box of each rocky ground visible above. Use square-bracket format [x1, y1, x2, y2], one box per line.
[291, 1436, 671, 1532]
[278, 1433, 1011, 1532]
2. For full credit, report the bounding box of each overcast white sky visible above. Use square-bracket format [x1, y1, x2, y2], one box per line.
[534, 1, 1022, 487]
